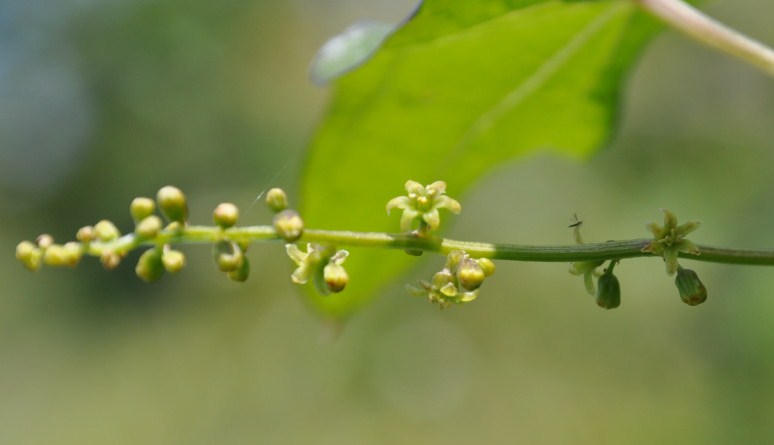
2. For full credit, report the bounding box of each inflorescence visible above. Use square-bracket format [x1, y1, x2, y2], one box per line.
[16, 180, 710, 309]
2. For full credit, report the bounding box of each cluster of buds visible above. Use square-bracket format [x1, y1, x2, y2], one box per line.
[15, 186, 191, 281]
[407, 250, 495, 308]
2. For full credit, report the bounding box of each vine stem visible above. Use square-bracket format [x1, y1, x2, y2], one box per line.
[85, 225, 774, 266]
[635, 0, 774, 77]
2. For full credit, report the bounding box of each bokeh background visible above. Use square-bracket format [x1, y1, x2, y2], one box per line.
[2, 0, 774, 443]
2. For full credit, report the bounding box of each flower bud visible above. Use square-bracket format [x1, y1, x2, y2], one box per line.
[675, 267, 707, 306]
[42, 243, 82, 267]
[76, 226, 95, 243]
[265, 188, 288, 213]
[273, 209, 304, 242]
[212, 240, 244, 272]
[323, 262, 348, 293]
[156, 186, 188, 224]
[213, 202, 239, 228]
[16, 241, 42, 271]
[476, 258, 496, 277]
[100, 251, 121, 270]
[227, 256, 250, 282]
[136, 248, 165, 282]
[94, 220, 120, 242]
[135, 215, 163, 239]
[162, 249, 186, 273]
[596, 269, 621, 309]
[457, 257, 486, 291]
[36, 234, 54, 249]
[130, 197, 156, 222]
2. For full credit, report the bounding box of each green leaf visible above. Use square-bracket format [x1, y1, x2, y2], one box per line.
[300, 0, 662, 319]
[311, 21, 397, 84]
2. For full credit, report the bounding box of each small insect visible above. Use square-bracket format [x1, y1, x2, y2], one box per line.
[569, 213, 583, 244]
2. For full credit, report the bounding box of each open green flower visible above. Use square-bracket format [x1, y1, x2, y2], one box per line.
[643, 209, 700, 275]
[386, 180, 461, 232]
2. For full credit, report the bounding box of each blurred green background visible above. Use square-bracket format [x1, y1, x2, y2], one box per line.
[2, 0, 774, 443]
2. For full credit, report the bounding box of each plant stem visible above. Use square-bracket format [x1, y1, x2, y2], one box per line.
[85, 225, 774, 266]
[635, 0, 774, 77]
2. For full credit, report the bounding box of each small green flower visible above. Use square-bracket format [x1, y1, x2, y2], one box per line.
[285, 243, 349, 295]
[386, 180, 461, 232]
[407, 250, 493, 308]
[569, 260, 605, 295]
[643, 209, 700, 275]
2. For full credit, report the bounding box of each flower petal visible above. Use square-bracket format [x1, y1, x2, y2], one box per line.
[385, 196, 410, 214]
[433, 195, 461, 214]
[423, 209, 440, 230]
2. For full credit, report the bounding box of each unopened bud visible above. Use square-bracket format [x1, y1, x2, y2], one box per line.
[100, 251, 121, 270]
[457, 257, 486, 291]
[76, 226, 95, 243]
[136, 248, 165, 282]
[36, 234, 54, 249]
[94, 220, 120, 242]
[213, 202, 239, 228]
[162, 249, 186, 273]
[265, 188, 288, 213]
[156, 186, 188, 223]
[212, 240, 244, 272]
[595, 269, 621, 309]
[323, 262, 348, 293]
[476, 258, 496, 277]
[227, 256, 250, 282]
[273, 209, 304, 242]
[130, 197, 156, 222]
[135, 215, 163, 239]
[675, 267, 707, 306]
[16, 241, 42, 271]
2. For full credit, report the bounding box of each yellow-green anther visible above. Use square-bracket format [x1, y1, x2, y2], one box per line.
[228, 256, 250, 282]
[130, 197, 156, 222]
[457, 257, 486, 291]
[94, 220, 120, 242]
[213, 202, 239, 229]
[273, 209, 304, 242]
[213, 240, 244, 272]
[36, 234, 54, 249]
[135, 215, 163, 239]
[136, 248, 165, 282]
[675, 267, 707, 306]
[100, 251, 121, 270]
[323, 262, 348, 293]
[595, 266, 621, 309]
[162, 249, 186, 273]
[156, 186, 188, 223]
[76, 226, 95, 243]
[643, 209, 701, 275]
[16, 241, 42, 271]
[386, 180, 461, 232]
[265, 188, 288, 213]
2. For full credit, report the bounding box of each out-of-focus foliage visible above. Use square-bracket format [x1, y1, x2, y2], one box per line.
[3, 0, 774, 444]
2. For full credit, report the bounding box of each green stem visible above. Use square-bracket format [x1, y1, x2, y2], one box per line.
[85, 225, 774, 266]
[636, 0, 774, 77]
